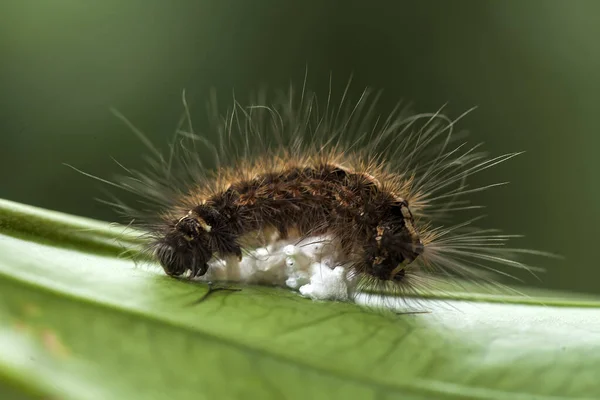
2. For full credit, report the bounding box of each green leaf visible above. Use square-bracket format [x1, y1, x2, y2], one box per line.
[1, 198, 599, 400]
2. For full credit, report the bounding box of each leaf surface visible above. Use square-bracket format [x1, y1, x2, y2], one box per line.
[1, 199, 599, 400]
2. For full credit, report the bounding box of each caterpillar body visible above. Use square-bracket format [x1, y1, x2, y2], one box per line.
[97, 80, 538, 301]
[159, 156, 421, 280]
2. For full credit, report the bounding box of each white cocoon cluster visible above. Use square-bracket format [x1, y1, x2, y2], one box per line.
[198, 236, 354, 301]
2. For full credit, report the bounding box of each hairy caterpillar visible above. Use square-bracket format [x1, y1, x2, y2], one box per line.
[81, 78, 541, 302]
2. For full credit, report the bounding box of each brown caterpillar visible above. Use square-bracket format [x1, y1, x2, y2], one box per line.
[88, 79, 540, 299]
[157, 156, 422, 282]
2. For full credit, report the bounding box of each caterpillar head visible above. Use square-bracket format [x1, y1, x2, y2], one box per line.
[364, 201, 424, 281]
[153, 210, 215, 278]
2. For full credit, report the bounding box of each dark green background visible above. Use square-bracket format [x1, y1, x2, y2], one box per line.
[1, 1, 598, 294]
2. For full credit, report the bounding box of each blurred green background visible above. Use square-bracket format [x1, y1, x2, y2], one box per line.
[1, 0, 598, 294]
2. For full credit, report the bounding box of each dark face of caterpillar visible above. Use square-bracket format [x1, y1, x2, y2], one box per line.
[153, 206, 242, 277]
[153, 211, 214, 277]
[364, 203, 424, 282]
[364, 226, 424, 281]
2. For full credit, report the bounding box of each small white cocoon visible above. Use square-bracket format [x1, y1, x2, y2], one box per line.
[199, 236, 353, 301]
[298, 264, 350, 301]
